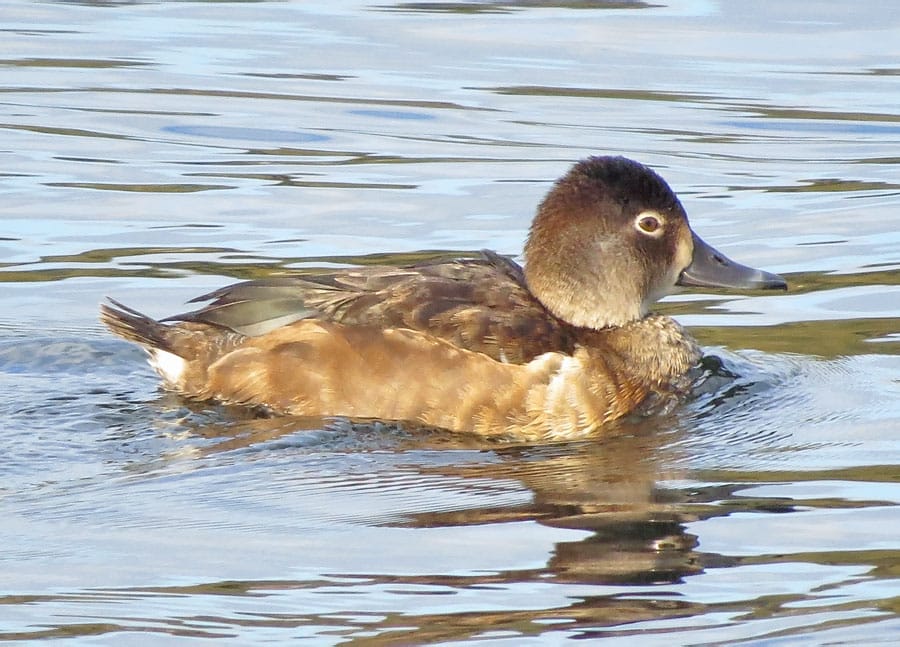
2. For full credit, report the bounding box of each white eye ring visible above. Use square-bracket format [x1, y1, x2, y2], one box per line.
[634, 211, 664, 238]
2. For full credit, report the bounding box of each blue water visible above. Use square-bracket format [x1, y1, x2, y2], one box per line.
[1, 0, 898, 643]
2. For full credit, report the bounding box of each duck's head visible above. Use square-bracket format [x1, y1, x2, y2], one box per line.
[524, 156, 786, 329]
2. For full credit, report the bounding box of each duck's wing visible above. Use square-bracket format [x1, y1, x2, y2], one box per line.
[166, 251, 574, 364]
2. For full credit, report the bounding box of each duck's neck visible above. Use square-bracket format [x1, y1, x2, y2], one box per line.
[524, 264, 646, 329]
[587, 314, 701, 386]
[523, 223, 651, 328]
[545, 289, 643, 330]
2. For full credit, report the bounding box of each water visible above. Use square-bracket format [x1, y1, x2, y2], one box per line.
[2, 0, 899, 643]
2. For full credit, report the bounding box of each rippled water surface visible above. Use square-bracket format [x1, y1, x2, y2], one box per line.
[2, 0, 899, 644]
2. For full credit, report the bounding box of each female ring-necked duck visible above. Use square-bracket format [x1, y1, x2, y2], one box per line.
[102, 156, 786, 440]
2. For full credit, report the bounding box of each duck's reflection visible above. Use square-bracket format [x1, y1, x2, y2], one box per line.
[399, 417, 702, 587]
[157, 400, 703, 587]
[108, 401, 736, 642]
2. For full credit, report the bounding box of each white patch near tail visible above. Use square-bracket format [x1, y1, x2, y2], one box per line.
[148, 348, 187, 386]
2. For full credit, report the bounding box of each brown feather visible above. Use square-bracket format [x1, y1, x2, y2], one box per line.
[99, 156, 785, 439]
[166, 251, 574, 365]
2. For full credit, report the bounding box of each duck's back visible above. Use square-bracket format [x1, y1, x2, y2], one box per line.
[169, 251, 576, 364]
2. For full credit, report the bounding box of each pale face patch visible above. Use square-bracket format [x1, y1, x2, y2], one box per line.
[642, 223, 695, 311]
[673, 227, 694, 276]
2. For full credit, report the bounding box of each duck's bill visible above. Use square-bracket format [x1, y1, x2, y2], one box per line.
[678, 234, 787, 291]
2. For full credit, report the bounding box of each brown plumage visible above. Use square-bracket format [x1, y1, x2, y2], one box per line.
[101, 156, 786, 440]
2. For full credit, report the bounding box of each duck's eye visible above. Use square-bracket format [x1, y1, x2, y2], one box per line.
[635, 213, 663, 236]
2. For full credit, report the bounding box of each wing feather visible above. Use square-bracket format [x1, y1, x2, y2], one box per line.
[166, 252, 573, 363]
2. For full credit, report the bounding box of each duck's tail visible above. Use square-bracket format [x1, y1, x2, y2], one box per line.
[101, 298, 199, 389]
[100, 298, 177, 355]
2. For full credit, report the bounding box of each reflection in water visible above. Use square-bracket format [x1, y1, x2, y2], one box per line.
[135, 396, 708, 592]
[7, 395, 896, 643]
[1, 324, 898, 641]
[2, 0, 900, 643]
[399, 430, 701, 586]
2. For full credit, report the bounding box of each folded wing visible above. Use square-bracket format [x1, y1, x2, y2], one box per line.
[166, 251, 575, 364]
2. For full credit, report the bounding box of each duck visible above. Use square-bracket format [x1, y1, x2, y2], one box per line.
[101, 156, 786, 440]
